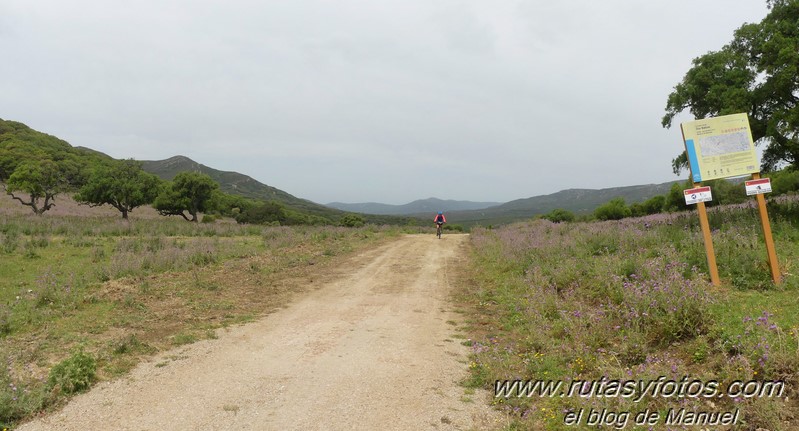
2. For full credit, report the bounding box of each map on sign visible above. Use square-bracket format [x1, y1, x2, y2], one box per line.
[681, 113, 759, 182]
[698, 131, 751, 156]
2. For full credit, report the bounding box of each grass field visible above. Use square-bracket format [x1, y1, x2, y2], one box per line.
[6, 190, 799, 429]
[459, 198, 799, 430]
[0, 194, 404, 427]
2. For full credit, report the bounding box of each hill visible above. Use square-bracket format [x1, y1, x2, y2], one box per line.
[0, 119, 112, 181]
[141, 155, 335, 215]
[499, 182, 680, 213]
[430, 181, 682, 226]
[326, 198, 501, 215]
[140, 156, 417, 224]
[1, 119, 412, 225]
[330, 181, 684, 227]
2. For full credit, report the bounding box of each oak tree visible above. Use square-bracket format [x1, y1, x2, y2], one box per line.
[75, 159, 162, 219]
[663, 0, 799, 173]
[154, 171, 219, 222]
[4, 160, 68, 215]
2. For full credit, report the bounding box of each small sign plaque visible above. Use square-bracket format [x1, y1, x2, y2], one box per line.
[745, 178, 772, 196]
[684, 186, 713, 205]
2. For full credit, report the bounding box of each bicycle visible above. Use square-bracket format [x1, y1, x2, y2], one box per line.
[436, 222, 443, 239]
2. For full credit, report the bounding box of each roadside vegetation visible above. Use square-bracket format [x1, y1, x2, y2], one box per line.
[535, 166, 799, 225]
[0, 202, 403, 427]
[460, 196, 799, 429]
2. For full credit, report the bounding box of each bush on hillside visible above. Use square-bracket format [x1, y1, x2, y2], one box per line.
[340, 213, 366, 228]
[443, 224, 465, 232]
[541, 208, 575, 223]
[594, 197, 631, 220]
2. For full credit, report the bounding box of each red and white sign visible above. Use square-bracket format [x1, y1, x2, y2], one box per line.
[745, 178, 772, 196]
[684, 186, 713, 205]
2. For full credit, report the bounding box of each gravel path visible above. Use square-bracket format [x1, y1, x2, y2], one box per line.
[19, 234, 501, 431]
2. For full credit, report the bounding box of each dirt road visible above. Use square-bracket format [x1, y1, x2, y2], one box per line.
[19, 234, 500, 431]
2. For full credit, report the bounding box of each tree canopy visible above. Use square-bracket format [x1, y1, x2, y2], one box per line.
[154, 171, 219, 222]
[663, 0, 799, 173]
[4, 159, 69, 215]
[75, 159, 162, 219]
[0, 119, 106, 185]
[0, 118, 115, 215]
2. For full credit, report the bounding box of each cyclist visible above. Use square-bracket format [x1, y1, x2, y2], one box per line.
[434, 211, 447, 238]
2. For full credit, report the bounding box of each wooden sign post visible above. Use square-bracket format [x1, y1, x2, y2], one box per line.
[680, 113, 781, 286]
[749, 173, 781, 284]
[683, 182, 721, 286]
[695, 199, 721, 286]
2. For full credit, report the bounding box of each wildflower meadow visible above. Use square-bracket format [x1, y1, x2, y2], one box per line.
[461, 199, 799, 430]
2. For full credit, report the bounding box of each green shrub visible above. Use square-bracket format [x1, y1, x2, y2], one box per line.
[541, 208, 575, 223]
[594, 197, 631, 220]
[704, 178, 747, 206]
[629, 202, 646, 217]
[236, 201, 287, 225]
[642, 195, 667, 214]
[47, 350, 96, 395]
[768, 168, 799, 195]
[663, 181, 692, 212]
[443, 224, 465, 232]
[631, 195, 667, 217]
[340, 213, 366, 228]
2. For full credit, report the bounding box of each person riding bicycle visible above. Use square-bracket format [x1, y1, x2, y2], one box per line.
[434, 211, 447, 238]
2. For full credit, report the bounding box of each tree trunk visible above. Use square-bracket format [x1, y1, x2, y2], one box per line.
[7, 191, 42, 215]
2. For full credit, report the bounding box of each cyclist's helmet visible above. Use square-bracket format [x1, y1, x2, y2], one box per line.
[438, 211, 443, 215]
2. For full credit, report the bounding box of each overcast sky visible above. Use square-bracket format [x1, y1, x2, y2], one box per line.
[0, 1, 771, 204]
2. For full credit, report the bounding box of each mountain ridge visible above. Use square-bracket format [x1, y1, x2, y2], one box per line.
[141, 154, 682, 225]
[326, 197, 501, 215]
[430, 181, 683, 226]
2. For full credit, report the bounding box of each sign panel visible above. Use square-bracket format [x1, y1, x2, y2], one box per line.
[684, 186, 713, 205]
[681, 113, 759, 183]
[745, 178, 772, 196]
